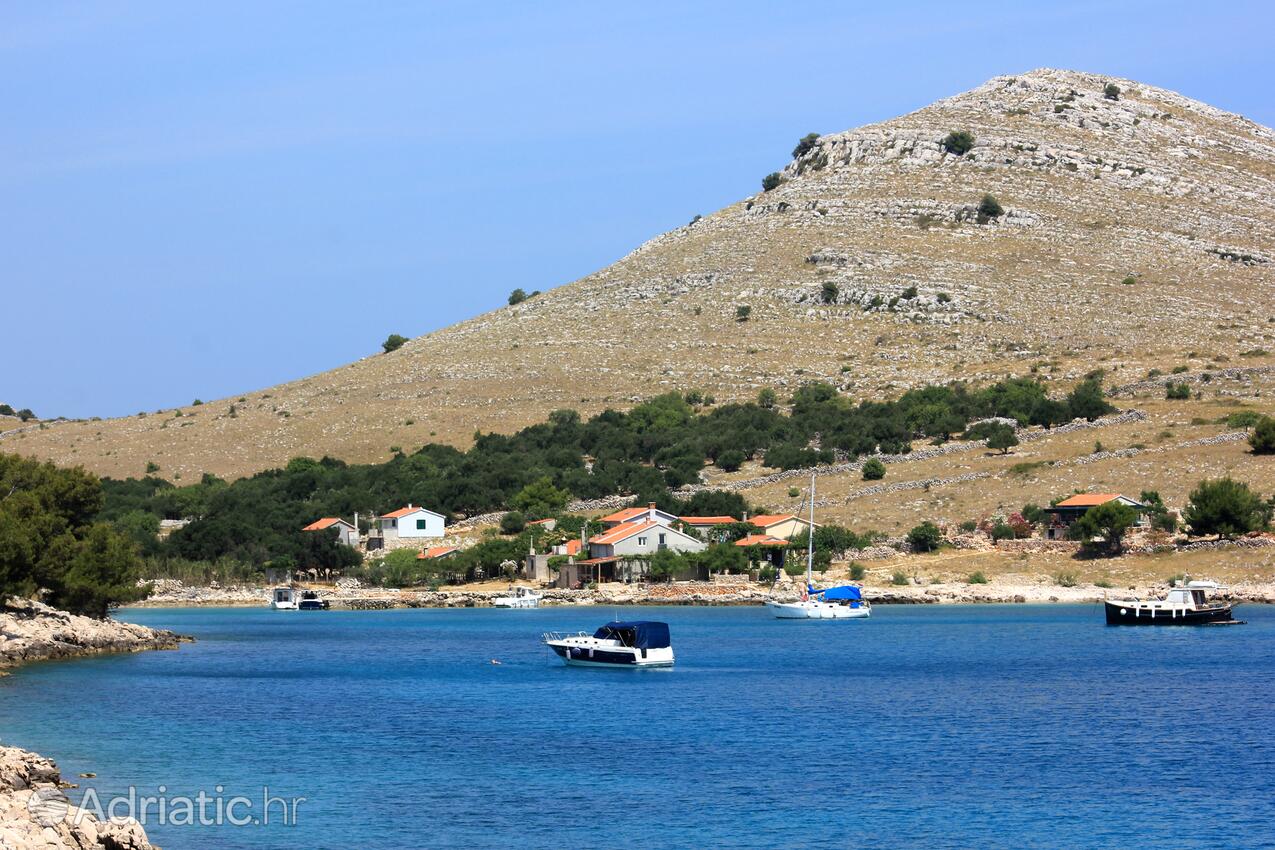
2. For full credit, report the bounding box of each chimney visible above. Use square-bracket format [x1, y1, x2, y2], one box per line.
[648, 502, 656, 510]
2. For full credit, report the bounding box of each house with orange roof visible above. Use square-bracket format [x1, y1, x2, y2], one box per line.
[587, 519, 707, 561]
[416, 545, 460, 560]
[302, 517, 360, 547]
[376, 504, 446, 541]
[1045, 493, 1149, 539]
[552, 538, 583, 558]
[734, 533, 789, 548]
[749, 513, 816, 540]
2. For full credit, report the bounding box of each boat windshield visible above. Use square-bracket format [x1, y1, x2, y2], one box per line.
[592, 621, 671, 649]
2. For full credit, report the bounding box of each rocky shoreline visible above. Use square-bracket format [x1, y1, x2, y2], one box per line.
[1, 599, 189, 848]
[0, 745, 156, 850]
[133, 577, 1275, 610]
[0, 598, 189, 674]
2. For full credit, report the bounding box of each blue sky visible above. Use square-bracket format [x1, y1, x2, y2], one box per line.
[3, 1, 1272, 419]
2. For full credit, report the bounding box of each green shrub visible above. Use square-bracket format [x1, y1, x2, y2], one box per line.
[716, 449, 746, 472]
[145, 461, 160, 474]
[977, 193, 1004, 221]
[1166, 382, 1191, 400]
[1094, 579, 1114, 589]
[736, 305, 752, 322]
[849, 562, 866, 580]
[757, 388, 777, 409]
[1121, 275, 1136, 285]
[1249, 415, 1275, 454]
[1183, 477, 1269, 537]
[990, 523, 1015, 542]
[861, 458, 886, 481]
[901, 285, 918, 300]
[906, 521, 942, 552]
[758, 565, 777, 583]
[985, 423, 1019, 454]
[820, 281, 839, 304]
[381, 334, 408, 353]
[1224, 410, 1262, 428]
[958, 520, 978, 533]
[941, 130, 975, 155]
[499, 511, 526, 534]
[788, 487, 800, 498]
[507, 288, 528, 305]
[1172, 365, 1189, 374]
[762, 172, 783, 192]
[1103, 82, 1121, 100]
[967, 571, 988, 584]
[792, 133, 820, 159]
[891, 570, 910, 586]
[1054, 571, 1078, 587]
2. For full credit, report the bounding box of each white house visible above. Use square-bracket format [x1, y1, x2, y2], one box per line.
[302, 517, 360, 547]
[597, 503, 681, 529]
[377, 504, 446, 540]
[588, 519, 707, 560]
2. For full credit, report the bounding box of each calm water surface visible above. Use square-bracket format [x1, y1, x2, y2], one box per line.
[1, 604, 1272, 849]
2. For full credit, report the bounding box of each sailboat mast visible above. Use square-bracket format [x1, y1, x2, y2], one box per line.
[807, 472, 815, 585]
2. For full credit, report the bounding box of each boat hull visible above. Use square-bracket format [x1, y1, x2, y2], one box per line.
[1104, 600, 1235, 625]
[766, 600, 870, 620]
[546, 642, 674, 668]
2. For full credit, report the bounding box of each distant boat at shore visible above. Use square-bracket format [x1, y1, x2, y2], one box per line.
[1104, 580, 1242, 626]
[492, 586, 542, 609]
[543, 620, 674, 667]
[269, 587, 298, 610]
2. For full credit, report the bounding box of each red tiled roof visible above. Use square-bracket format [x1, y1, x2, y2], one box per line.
[599, 507, 649, 525]
[1054, 493, 1122, 508]
[749, 514, 798, 528]
[589, 520, 658, 546]
[560, 539, 582, 556]
[679, 515, 739, 525]
[416, 545, 459, 560]
[302, 517, 349, 531]
[381, 505, 439, 519]
[527, 518, 555, 526]
[735, 534, 789, 547]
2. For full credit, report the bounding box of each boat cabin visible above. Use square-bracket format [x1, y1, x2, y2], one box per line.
[592, 621, 671, 650]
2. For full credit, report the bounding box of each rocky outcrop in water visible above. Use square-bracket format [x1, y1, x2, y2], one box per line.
[0, 745, 156, 850]
[0, 598, 188, 672]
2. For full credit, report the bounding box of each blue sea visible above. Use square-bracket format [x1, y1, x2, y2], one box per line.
[2, 604, 1272, 849]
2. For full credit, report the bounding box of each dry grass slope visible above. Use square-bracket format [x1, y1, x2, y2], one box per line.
[6, 68, 1274, 481]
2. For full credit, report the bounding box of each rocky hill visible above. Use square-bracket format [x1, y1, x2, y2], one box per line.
[7, 68, 1273, 480]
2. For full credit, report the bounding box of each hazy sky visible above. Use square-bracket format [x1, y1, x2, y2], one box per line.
[3, 1, 1272, 419]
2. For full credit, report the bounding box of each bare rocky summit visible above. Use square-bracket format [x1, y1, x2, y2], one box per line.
[7, 68, 1273, 480]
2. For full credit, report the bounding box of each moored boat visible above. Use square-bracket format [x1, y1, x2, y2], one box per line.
[492, 586, 542, 609]
[298, 590, 330, 610]
[269, 587, 298, 610]
[543, 621, 674, 667]
[1104, 580, 1240, 626]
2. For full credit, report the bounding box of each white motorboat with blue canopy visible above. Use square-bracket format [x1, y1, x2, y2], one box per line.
[766, 473, 871, 620]
[543, 620, 675, 667]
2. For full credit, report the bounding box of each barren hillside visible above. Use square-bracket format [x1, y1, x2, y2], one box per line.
[7, 68, 1274, 480]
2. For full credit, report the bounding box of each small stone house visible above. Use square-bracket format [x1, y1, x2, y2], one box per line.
[1045, 493, 1150, 539]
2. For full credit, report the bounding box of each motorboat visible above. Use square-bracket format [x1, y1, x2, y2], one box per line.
[492, 586, 542, 609]
[767, 473, 871, 620]
[1104, 580, 1240, 625]
[767, 584, 871, 619]
[298, 589, 330, 611]
[543, 621, 674, 667]
[269, 587, 298, 610]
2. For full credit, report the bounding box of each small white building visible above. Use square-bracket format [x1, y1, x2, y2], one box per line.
[302, 517, 360, 547]
[377, 504, 446, 540]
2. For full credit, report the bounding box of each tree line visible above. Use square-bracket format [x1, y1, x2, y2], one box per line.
[95, 376, 1113, 571]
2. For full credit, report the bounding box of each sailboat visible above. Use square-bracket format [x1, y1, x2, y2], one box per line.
[765, 473, 871, 620]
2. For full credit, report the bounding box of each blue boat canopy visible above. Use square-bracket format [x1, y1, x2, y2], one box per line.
[809, 584, 862, 601]
[593, 621, 671, 649]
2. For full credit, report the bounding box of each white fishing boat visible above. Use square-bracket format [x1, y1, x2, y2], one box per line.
[1104, 579, 1241, 626]
[766, 473, 871, 620]
[543, 621, 674, 667]
[492, 586, 542, 609]
[269, 586, 298, 610]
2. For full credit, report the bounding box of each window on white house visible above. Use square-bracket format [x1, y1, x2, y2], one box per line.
[416, 519, 428, 530]
[637, 537, 647, 546]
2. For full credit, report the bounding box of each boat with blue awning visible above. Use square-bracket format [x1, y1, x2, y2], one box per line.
[542, 620, 675, 667]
